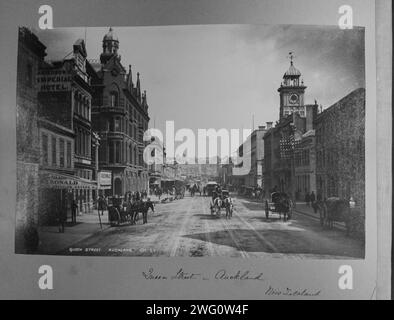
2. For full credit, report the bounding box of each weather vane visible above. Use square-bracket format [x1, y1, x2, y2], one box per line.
[288, 51, 295, 64]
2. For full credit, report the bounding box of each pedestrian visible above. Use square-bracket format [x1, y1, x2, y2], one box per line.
[71, 199, 78, 224]
[58, 203, 66, 233]
[305, 192, 310, 206]
[135, 191, 141, 201]
[310, 191, 316, 205]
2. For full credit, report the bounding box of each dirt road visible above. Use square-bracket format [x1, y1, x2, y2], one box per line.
[63, 195, 364, 258]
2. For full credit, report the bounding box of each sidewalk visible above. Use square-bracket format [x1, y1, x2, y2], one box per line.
[235, 196, 346, 230]
[293, 202, 346, 230]
[37, 210, 110, 254]
[293, 202, 320, 218]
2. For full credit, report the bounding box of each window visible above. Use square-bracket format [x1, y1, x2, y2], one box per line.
[110, 91, 118, 107]
[26, 63, 33, 87]
[115, 141, 121, 163]
[109, 141, 114, 163]
[87, 132, 90, 157]
[78, 129, 82, 155]
[77, 94, 81, 115]
[51, 137, 57, 166]
[59, 139, 65, 167]
[42, 134, 48, 165]
[108, 119, 114, 132]
[67, 141, 72, 168]
[114, 117, 120, 132]
[82, 130, 85, 156]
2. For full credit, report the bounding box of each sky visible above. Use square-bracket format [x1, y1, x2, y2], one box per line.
[35, 24, 365, 154]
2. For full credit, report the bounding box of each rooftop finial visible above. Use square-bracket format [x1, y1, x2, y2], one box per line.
[288, 51, 294, 65]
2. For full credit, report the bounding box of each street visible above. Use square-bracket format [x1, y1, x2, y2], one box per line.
[63, 195, 364, 259]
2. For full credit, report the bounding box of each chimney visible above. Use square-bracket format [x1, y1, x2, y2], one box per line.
[266, 122, 273, 129]
[258, 125, 266, 131]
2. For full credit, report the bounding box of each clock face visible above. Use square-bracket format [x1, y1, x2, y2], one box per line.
[289, 93, 299, 104]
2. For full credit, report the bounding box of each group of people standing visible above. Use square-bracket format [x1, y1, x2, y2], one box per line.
[304, 191, 316, 206]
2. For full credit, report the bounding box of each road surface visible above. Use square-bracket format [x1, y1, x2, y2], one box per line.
[63, 195, 365, 259]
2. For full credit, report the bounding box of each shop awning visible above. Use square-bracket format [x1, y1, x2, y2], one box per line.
[39, 170, 97, 190]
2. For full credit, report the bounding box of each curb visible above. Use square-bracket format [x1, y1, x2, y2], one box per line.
[293, 209, 346, 231]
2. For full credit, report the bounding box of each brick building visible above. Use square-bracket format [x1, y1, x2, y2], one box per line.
[264, 59, 318, 200]
[315, 88, 365, 208]
[15, 27, 46, 251]
[37, 38, 98, 223]
[91, 28, 150, 196]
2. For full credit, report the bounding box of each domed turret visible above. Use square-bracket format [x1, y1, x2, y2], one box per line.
[103, 27, 119, 42]
[100, 27, 119, 64]
[284, 61, 301, 77]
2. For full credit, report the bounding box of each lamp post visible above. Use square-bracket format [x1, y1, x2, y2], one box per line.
[93, 132, 102, 229]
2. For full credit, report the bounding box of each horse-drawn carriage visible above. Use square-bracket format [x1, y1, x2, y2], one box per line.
[108, 196, 154, 227]
[210, 189, 234, 219]
[264, 192, 293, 221]
[313, 197, 364, 237]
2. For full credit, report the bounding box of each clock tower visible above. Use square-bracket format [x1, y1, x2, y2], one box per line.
[278, 53, 307, 121]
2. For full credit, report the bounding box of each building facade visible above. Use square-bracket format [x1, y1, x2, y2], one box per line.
[37, 38, 98, 222]
[15, 27, 47, 251]
[264, 59, 317, 200]
[91, 28, 150, 196]
[315, 88, 365, 208]
[232, 126, 267, 190]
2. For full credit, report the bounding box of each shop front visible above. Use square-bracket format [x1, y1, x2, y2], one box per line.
[38, 170, 97, 225]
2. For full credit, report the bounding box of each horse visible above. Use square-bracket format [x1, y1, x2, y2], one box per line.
[276, 196, 292, 221]
[210, 197, 223, 216]
[223, 197, 233, 219]
[129, 200, 155, 224]
[318, 197, 362, 236]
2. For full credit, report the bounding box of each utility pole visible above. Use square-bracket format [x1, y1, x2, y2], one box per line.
[93, 132, 102, 229]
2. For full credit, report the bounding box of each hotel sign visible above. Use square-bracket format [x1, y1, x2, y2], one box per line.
[37, 69, 72, 92]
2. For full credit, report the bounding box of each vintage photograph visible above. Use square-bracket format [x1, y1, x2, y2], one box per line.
[15, 24, 365, 259]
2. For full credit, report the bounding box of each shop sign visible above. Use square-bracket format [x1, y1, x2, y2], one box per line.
[98, 171, 112, 189]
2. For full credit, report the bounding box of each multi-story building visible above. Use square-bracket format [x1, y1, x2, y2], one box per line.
[37, 38, 98, 223]
[315, 88, 365, 208]
[264, 59, 318, 199]
[15, 27, 47, 252]
[232, 126, 267, 190]
[91, 28, 150, 196]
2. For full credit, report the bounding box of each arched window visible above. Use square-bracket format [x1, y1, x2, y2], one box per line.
[110, 91, 118, 107]
[115, 141, 121, 163]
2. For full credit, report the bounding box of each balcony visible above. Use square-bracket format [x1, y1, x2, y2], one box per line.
[99, 105, 126, 115]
